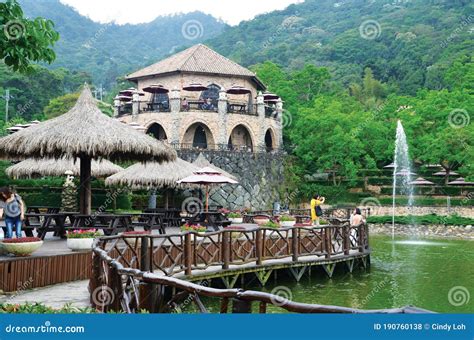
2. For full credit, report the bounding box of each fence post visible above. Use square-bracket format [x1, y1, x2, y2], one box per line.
[184, 233, 193, 275]
[140, 236, 150, 272]
[343, 225, 350, 255]
[291, 227, 298, 262]
[222, 230, 230, 269]
[108, 265, 123, 312]
[256, 228, 263, 265]
[89, 251, 101, 308]
[358, 224, 365, 253]
[232, 298, 252, 313]
[325, 227, 331, 259]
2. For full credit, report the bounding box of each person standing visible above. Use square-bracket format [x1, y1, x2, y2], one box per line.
[0, 187, 25, 239]
[310, 194, 325, 226]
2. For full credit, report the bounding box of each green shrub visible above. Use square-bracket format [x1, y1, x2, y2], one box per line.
[367, 214, 474, 226]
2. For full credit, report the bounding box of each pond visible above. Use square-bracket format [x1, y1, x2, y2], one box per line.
[195, 235, 473, 313]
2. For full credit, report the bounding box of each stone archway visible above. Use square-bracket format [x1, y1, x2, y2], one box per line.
[182, 122, 216, 149]
[264, 128, 276, 151]
[228, 124, 254, 152]
[146, 123, 168, 141]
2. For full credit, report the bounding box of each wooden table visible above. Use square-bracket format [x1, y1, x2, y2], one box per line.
[130, 212, 166, 234]
[24, 212, 75, 239]
[187, 100, 204, 110]
[228, 103, 247, 113]
[187, 211, 231, 231]
[70, 214, 133, 236]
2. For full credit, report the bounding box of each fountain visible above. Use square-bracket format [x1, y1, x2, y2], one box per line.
[391, 120, 415, 240]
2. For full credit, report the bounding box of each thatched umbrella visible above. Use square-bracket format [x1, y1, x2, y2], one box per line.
[409, 177, 435, 186]
[105, 157, 199, 208]
[193, 153, 237, 181]
[6, 158, 123, 179]
[105, 157, 198, 189]
[448, 177, 474, 185]
[0, 85, 176, 214]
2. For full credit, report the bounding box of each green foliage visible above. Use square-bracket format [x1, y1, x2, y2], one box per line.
[367, 214, 474, 226]
[0, 302, 96, 314]
[44, 92, 79, 119]
[0, 0, 59, 73]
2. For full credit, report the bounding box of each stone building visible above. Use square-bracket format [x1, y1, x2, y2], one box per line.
[115, 44, 284, 210]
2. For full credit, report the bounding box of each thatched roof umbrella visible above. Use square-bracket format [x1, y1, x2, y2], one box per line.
[409, 177, 435, 186]
[105, 157, 199, 209]
[0, 85, 176, 214]
[6, 158, 123, 179]
[105, 157, 198, 189]
[193, 153, 237, 181]
[448, 177, 474, 185]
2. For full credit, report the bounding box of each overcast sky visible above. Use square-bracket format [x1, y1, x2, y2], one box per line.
[60, 0, 303, 26]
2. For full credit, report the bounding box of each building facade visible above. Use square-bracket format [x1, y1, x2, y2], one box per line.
[115, 44, 284, 209]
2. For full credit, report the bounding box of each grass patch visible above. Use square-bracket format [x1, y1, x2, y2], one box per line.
[367, 214, 474, 226]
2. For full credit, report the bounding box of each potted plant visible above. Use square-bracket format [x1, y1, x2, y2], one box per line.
[280, 215, 296, 227]
[1, 237, 43, 257]
[253, 215, 270, 225]
[228, 212, 243, 224]
[121, 230, 151, 247]
[260, 220, 281, 238]
[66, 229, 100, 251]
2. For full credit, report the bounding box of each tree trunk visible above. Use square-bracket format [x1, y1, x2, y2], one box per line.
[79, 155, 92, 215]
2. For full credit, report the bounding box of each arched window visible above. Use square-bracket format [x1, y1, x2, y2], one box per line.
[146, 123, 167, 141]
[183, 123, 215, 149]
[265, 129, 274, 152]
[193, 125, 207, 149]
[228, 125, 253, 152]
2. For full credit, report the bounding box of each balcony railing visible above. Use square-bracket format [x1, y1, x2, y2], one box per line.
[169, 143, 278, 153]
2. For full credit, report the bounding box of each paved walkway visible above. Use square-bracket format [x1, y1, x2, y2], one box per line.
[0, 280, 89, 309]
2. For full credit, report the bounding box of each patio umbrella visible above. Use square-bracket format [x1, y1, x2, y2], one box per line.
[409, 177, 435, 186]
[447, 177, 474, 185]
[6, 157, 123, 179]
[226, 85, 251, 95]
[424, 164, 441, 169]
[263, 92, 279, 101]
[177, 167, 238, 211]
[119, 87, 145, 97]
[383, 163, 395, 169]
[0, 85, 176, 214]
[193, 153, 237, 181]
[117, 95, 132, 101]
[433, 170, 459, 176]
[183, 83, 208, 91]
[143, 84, 169, 94]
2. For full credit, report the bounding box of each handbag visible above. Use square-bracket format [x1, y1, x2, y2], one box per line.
[315, 205, 323, 217]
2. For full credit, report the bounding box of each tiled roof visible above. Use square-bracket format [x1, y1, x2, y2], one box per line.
[126, 44, 256, 80]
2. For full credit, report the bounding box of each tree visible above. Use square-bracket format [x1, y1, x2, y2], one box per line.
[0, 0, 59, 73]
[349, 68, 387, 109]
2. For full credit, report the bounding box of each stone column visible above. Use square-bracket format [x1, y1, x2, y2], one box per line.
[113, 96, 120, 117]
[132, 90, 140, 120]
[257, 92, 266, 151]
[169, 87, 181, 113]
[169, 87, 181, 144]
[275, 98, 283, 122]
[276, 98, 284, 148]
[218, 90, 228, 146]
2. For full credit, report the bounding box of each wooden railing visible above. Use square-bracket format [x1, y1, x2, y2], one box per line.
[89, 223, 433, 314]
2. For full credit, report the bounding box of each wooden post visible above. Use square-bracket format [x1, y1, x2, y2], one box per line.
[358, 225, 364, 253]
[89, 253, 101, 307]
[343, 225, 350, 255]
[232, 298, 252, 313]
[291, 227, 298, 262]
[108, 266, 122, 312]
[140, 236, 150, 272]
[222, 230, 230, 269]
[79, 154, 92, 215]
[325, 227, 331, 259]
[256, 229, 263, 265]
[139, 282, 156, 312]
[184, 233, 192, 275]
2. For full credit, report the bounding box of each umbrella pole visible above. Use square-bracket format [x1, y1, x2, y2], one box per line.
[165, 189, 169, 209]
[79, 155, 92, 215]
[206, 185, 209, 212]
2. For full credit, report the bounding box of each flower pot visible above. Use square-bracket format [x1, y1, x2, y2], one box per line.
[67, 238, 94, 251]
[280, 221, 296, 227]
[229, 217, 243, 224]
[1, 240, 43, 257]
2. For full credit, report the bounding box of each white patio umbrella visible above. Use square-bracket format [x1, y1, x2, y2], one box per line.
[177, 167, 238, 211]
